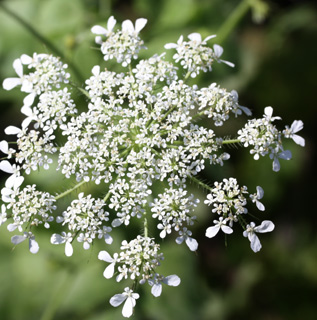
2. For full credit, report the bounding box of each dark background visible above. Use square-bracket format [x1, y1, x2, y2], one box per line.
[0, 0, 316, 319]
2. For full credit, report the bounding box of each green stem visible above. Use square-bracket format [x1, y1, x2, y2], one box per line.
[222, 138, 241, 145]
[144, 217, 148, 238]
[0, 3, 84, 83]
[188, 174, 213, 192]
[216, 0, 252, 44]
[54, 180, 87, 200]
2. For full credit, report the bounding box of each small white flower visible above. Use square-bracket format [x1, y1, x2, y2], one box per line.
[205, 217, 233, 238]
[2, 58, 24, 91]
[284, 120, 305, 147]
[243, 220, 275, 252]
[98, 250, 118, 279]
[263, 106, 281, 122]
[176, 227, 198, 251]
[213, 44, 235, 67]
[11, 231, 39, 254]
[148, 273, 181, 297]
[50, 232, 73, 256]
[270, 148, 292, 172]
[109, 287, 139, 318]
[250, 186, 265, 211]
[91, 16, 117, 37]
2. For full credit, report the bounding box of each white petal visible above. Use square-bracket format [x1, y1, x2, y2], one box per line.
[11, 234, 26, 245]
[3, 77, 22, 90]
[22, 116, 33, 129]
[13, 59, 23, 77]
[92, 65, 100, 76]
[151, 283, 162, 297]
[292, 134, 305, 147]
[185, 237, 198, 251]
[23, 93, 36, 107]
[122, 20, 134, 33]
[279, 150, 292, 160]
[112, 218, 123, 227]
[164, 43, 178, 49]
[21, 105, 33, 117]
[20, 54, 32, 65]
[83, 241, 90, 250]
[7, 224, 18, 232]
[29, 238, 39, 254]
[107, 16, 116, 32]
[264, 106, 273, 118]
[103, 263, 115, 279]
[250, 234, 262, 252]
[290, 120, 303, 133]
[221, 225, 233, 234]
[175, 236, 184, 244]
[221, 59, 235, 67]
[204, 34, 217, 42]
[98, 250, 113, 262]
[65, 242, 73, 256]
[205, 225, 220, 238]
[272, 157, 280, 172]
[164, 275, 181, 287]
[134, 18, 147, 33]
[110, 294, 126, 307]
[122, 297, 134, 318]
[188, 33, 202, 43]
[255, 220, 275, 233]
[0, 160, 13, 173]
[0, 140, 9, 154]
[256, 201, 265, 211]
[256, 186, 264, 199]
[50, 233, 65, 244]
[213, 44, 223, 57]
[5, 126, 21, 135]
[91, 25, 107, 35]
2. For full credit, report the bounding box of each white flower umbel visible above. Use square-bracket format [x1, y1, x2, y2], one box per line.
[1, 15, 305, 318]
[110, 287, 139, 318]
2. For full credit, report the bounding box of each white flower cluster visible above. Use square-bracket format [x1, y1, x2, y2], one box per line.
[238, 106, 305, 171]
[99, 235, 180, 317]
[0, 16, 305, 318]
[204, 178, 274, 252]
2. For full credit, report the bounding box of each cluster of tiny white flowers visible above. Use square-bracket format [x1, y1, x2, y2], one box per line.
[204, 178, 273, 252]
[0, 16, 305, 318]
[237, 106, 305, 171]
[51, 192, 112, 254]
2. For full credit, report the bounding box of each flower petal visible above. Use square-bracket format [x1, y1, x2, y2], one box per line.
[221, 225, 233, 234]
[29, 238, 39, 254]
[134, 18, 147, 33]
[5, 126, 21, 135]
[91, 25, 107, 35]
[110, 293, 126, 307]
[0, 160, 13, 174]
[255, 220, 275, 233]
[164, 275, 181, 287]
[103, 263, 115, 279]
[250, 233, 262, 253]
[11, 234, 26, 245]
[205, 225, 220, 238]
[3, 77, 22, 90]
[151, 283, 162, 297]
[50, 233, 65, 244]
[122, 297, 134, 318]
[0, 141, 9, 154]
[185, 237, 198, 251]
[65, 241, 73, 257]
[98, 250, 113, 262]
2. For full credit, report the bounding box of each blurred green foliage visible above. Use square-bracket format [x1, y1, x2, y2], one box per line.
[0, 0, 316, 319]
